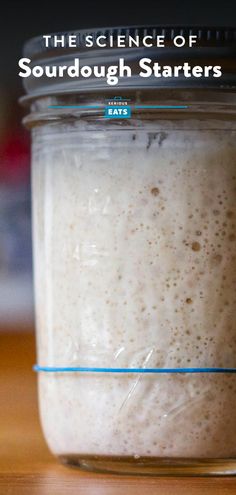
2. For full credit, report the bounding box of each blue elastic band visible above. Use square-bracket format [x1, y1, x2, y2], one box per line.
[33, 365, 236, 374]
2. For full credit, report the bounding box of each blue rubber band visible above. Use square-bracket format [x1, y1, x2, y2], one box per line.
[33, 365, 236, 374]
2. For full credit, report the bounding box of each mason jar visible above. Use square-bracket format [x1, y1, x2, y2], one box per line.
[21, 26, 236, 475]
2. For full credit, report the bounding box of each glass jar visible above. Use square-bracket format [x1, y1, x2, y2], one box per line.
[22, 27, 236, 475]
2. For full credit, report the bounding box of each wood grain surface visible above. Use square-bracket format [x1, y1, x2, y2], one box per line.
[0, 332, 236, 494]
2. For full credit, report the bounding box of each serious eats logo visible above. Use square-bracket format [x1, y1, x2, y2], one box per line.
[104, 96, 131, 118]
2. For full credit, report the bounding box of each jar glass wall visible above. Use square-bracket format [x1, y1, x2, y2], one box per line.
[21, 25, 236, 475]
[27, 93, 236, 475]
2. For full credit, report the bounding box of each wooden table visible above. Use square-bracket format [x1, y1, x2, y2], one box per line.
[1, 332, 236, 494]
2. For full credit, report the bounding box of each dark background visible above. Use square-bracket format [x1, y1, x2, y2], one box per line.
[0, 0, 235, 329]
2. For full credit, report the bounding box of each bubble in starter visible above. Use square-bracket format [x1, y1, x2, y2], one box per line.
[191, 241, 201, 252]
[150, 187, 160, 196]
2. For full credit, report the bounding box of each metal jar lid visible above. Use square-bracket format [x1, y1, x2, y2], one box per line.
[22, 26, 236, 99]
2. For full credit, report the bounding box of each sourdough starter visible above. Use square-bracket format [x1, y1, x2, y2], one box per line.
[32, 123, 236, 458]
